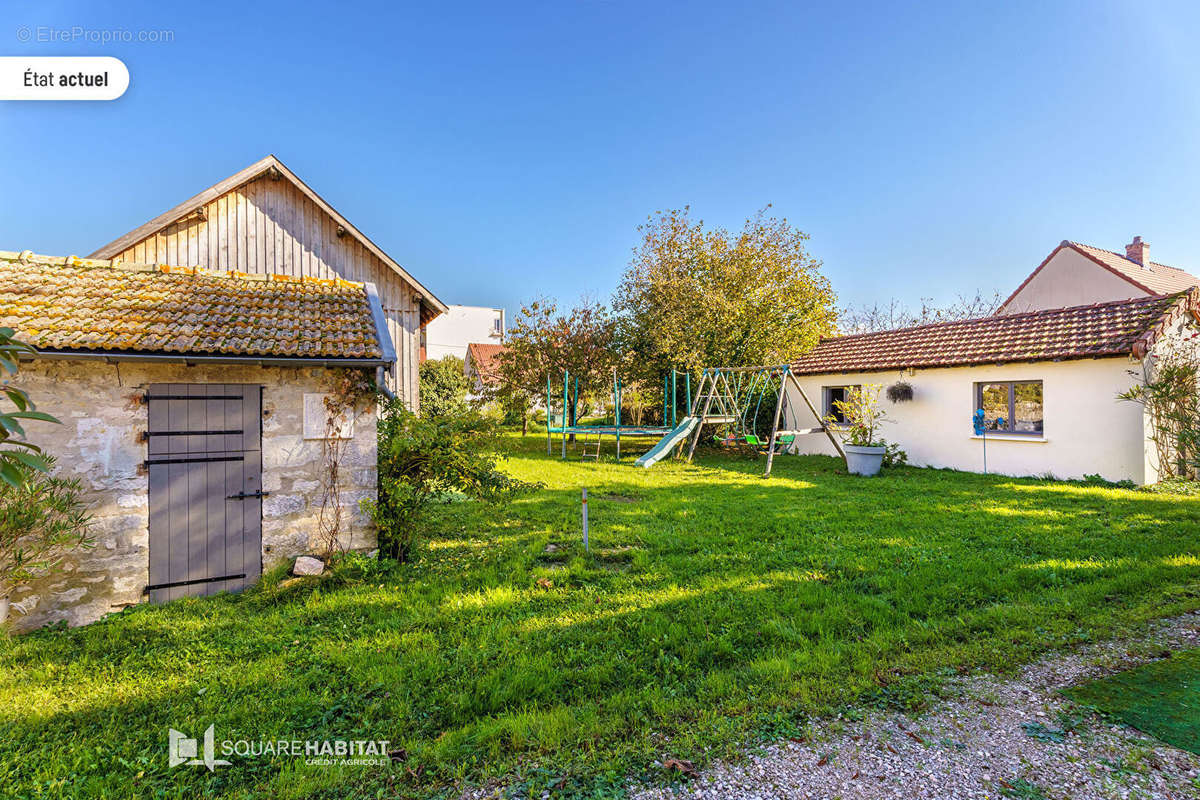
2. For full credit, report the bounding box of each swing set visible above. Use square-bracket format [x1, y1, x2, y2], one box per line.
[546, 363, 842, 477]
[637, 364, 844, 476]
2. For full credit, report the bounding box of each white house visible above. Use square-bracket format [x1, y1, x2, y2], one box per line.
[998, 237, 1198, 314]
[424, 304, 505, 361]
[785, 289, 1200, 484]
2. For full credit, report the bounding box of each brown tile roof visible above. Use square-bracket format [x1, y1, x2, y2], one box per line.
[466, 342, 505, 384]
[1069, 242, 1199, 295]
[0, 250, 384, 360]
[792, 290, 1199, 376]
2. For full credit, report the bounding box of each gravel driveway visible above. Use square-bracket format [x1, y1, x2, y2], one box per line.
[631, 612, 1200, 800]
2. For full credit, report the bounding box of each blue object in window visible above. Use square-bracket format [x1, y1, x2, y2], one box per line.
[973, 409, 985, 435]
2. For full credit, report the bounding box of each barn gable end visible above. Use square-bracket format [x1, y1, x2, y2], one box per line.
[89, 155, 444, 408]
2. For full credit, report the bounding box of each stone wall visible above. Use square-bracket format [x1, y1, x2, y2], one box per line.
[6, 359, 378, 632]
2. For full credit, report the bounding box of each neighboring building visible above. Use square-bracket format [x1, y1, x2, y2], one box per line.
[998, 237, 1199, 315]
[424, 305, 505, 361]
[465, 342, 506, 396]
[786, 289, 1200, 484]
[87, 155, 447, 408]
[0, 250, 392, 631]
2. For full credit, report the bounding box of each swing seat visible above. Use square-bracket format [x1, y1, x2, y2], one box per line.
[743, 433, 795, 452]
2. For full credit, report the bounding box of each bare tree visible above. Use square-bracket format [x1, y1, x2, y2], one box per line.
[839, 290, 1003, 334]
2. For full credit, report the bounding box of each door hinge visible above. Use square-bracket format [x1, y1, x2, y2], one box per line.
[144, 573, 247, 593]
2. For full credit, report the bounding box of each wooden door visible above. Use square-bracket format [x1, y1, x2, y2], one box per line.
[145, 384, 263, 602]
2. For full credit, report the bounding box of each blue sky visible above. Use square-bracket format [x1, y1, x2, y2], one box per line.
[3, 0, 1200, 314]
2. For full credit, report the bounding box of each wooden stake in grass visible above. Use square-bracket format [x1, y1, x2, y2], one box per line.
[581, 488, 589, 553]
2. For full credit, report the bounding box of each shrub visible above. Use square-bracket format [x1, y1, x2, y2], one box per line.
[0, 327, 59, 488]
[418, 356, 469, 418]
[0, 457, 93, 599]
[365, 400, 541, 561]
[1119, 339, 1200, 480]
[878, 439, 908, 468]
[1082, 473, 1136, 489]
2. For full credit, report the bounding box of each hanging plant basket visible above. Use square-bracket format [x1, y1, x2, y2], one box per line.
[886, 380, 914, 403]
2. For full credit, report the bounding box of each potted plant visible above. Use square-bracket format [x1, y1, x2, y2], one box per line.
[886, 380, 914, 403]
[826, 384, 890, 476]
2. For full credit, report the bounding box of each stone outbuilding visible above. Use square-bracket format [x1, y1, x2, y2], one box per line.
[0, 250, 394, 631]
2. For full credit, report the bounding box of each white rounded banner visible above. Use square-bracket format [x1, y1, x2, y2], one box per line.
[0, 56, 129, 100]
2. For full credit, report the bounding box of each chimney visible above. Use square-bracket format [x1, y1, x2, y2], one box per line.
[1125, 236, 1151, 269]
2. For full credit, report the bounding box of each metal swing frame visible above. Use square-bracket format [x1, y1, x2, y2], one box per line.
[682, 364, 845, 476]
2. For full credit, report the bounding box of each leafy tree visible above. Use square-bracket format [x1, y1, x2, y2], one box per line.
[364, 400, 540, 561]
[494, 297, 619, 431]
[488, 376, 537, 435]
[0, 328, 58, 488]
[418, 356, 469, 418]
[615, 207, 836, 376]
[838, 290, 1003, 334]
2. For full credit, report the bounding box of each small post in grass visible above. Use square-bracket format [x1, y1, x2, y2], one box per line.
[581, 488, 589, 553]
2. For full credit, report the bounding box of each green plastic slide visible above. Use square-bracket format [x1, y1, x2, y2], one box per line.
[635, 416, 700, 468]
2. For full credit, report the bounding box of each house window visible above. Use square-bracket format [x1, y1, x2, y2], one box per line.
[823, 385, 859, 424]
[493, 316, 503, 335]
[976, 381, 1043, 434]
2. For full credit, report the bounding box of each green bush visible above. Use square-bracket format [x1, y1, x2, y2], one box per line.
[0, 457, 92, 598]
[364, 401, 540, 560]
[0, 327, 60, 488]
[1119, 343, 1200, 480]
[418, 356, 469, 418]
[878, 439, 908, 468]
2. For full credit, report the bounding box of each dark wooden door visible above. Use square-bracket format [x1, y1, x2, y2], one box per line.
[146, 384, 263, 602]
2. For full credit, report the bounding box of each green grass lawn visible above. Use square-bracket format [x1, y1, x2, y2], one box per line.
[2, 434, 1199, 799]
[1065, 647, 1200, 755]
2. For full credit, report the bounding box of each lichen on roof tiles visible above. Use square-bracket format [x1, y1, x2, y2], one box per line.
[0, 251, 383, 360]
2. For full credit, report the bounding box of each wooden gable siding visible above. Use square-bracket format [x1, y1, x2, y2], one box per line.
[112, 174, 420, 407]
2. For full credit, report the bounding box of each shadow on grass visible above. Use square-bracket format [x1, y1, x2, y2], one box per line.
[1, 450, 1198, 798]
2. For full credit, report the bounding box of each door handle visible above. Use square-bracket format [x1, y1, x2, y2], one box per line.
[227, 490, 270, 500]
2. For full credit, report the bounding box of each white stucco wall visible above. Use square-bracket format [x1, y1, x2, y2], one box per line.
[1000, 248, 1147, 314]
[785, 356, 1150, 483]
[424, 304, 505, 361]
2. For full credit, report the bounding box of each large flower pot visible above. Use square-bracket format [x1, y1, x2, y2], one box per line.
[843, 444, 886, 476]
